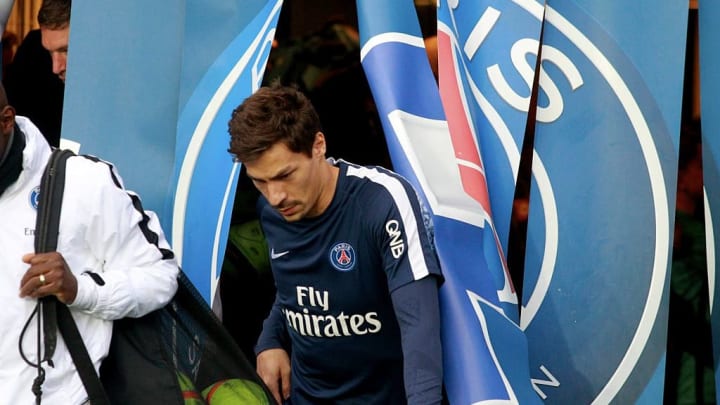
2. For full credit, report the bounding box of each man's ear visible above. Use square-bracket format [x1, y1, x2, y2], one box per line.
[0, 105, 15, 134]
[313, 132, 326, 158]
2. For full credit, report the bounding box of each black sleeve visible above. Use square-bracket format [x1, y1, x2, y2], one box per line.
[254, 293, 290, 355]
[391, 276, 443, 405]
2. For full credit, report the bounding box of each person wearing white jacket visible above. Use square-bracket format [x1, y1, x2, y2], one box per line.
[0, 84, 179, 404]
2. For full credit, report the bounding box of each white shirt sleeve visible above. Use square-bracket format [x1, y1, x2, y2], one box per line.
[63, 157, 179, 319]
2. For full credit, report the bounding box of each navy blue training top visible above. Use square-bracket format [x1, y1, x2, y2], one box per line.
[257, 160, 443, 404]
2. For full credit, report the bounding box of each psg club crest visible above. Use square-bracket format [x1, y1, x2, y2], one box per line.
[30, 186, 40, 210]
[329, 242, 356, 272]
[453, 0, 679, 403]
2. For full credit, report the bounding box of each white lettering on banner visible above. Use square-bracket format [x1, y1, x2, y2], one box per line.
[464, 6, 501, 60]
[466, 289, 518, 402]
[385, 220, 405, 258]
[531, 365, 560, 399]
[488, 38, 584, 123]
[438, 2, 553, 309]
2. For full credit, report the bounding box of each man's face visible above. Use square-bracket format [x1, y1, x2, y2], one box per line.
[40, 26, 69, 82]
[244, 134, 328, 222]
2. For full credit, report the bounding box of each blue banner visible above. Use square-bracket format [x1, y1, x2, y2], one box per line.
[698, 2, 720, 401]
[62, 0, 282, 302]
[438, 0, 542, 255]
[357, 0, 539, 403]
[521, 0, 687, 403]
[62, 1, 185, 219]
[169, 0, 282, 303]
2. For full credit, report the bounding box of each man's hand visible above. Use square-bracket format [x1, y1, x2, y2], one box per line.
[19, 252, 78, 304]
[257, 348, 291, 404]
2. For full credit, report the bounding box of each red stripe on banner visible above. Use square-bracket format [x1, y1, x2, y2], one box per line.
[459, 165, 492, 213]
[437, 30, 493, 218]
[438, 27, 515, 298]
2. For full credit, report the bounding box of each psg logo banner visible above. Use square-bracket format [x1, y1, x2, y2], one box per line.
[522, 0, 686, 403]
[357, 0, 539, 403]
[62, 0, 282, 302]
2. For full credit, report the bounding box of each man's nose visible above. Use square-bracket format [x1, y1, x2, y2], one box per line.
[51, 53, 66, 75]
[267, 182, 287, 207]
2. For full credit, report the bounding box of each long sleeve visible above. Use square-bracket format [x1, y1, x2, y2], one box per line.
[255, 293, 290, 355]
[62, 156, 178, 319]
[391, 275, 443, 405]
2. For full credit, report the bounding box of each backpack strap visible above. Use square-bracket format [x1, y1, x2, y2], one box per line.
[34, 148, 110, 405]
[35, 148, 74, 253]
[35, 148, 75, 368]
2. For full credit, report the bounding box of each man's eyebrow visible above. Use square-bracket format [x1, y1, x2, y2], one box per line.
[271, 167, 295, 179]
[248, 167, 295, 182]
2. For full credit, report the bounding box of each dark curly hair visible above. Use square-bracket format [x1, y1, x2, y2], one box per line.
[228, 81, 322, 163]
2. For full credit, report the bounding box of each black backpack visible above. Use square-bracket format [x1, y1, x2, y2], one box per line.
[31, 148, 275, 404]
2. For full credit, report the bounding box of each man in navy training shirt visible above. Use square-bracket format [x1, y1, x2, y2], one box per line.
[227, 82, 444, 404]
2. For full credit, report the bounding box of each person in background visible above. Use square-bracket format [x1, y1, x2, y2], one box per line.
[2, 0, 68, 147]
[3, 0, 69, 147]
[38, 0, 70, 83]
[3, 29, 64, 147]
[228, 82, 444, 404]
[0, 81, 179, 404]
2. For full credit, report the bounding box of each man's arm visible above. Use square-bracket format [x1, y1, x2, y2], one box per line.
[256, 294, 291, 404]
[367, 169, 444, 403]
[391, 276, 443, 405]
[255, 293, 290, 353]
[60, 157, 178, 319]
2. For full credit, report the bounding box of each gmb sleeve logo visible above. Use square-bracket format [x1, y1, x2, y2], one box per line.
[385, 220, 405, 259]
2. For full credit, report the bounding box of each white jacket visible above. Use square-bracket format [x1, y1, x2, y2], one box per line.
[0, 117, 179, 404]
